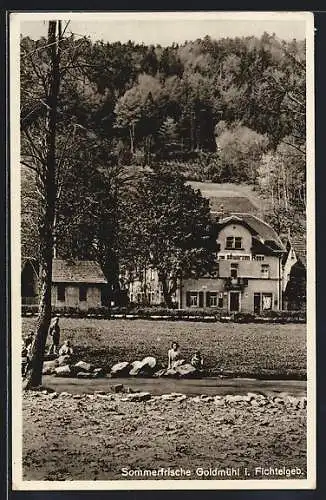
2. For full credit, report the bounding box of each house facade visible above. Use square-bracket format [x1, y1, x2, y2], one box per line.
[180, 214, 285, 313]
[282, 236, 306, 311]
[125, 214, 285, 313]
[126, 268, 178, 306]
[21, 258, 107, 311]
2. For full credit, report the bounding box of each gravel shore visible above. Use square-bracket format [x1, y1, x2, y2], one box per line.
[23, 389, 307, 481]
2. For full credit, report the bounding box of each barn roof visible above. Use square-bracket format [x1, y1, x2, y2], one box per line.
[209, 196, 258, 215]
[52, 259, 107, 284]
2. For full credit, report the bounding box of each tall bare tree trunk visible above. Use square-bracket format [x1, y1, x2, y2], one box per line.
[25, 21, 62, 388]
[129, 123, 135, 154]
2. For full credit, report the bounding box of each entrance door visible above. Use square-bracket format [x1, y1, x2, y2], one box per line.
[229, 291, 240, 312]
[254, 293, 261, 314]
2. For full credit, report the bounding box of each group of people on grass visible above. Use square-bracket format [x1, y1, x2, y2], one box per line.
[168, 341, 204, 371]
[22, 316, 204, 376]
[22, 316, 73, 376]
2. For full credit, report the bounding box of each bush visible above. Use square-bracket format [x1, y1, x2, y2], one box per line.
[21, 303, 306, 323]
[233, 312, 256, 323]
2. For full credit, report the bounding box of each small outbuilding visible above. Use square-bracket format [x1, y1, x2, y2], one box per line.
[21, 258, 108, 311]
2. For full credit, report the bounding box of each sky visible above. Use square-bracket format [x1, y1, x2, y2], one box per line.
[18, 13, 308, 45]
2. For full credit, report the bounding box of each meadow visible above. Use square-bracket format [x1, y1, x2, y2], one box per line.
[23, 318, 306, 378]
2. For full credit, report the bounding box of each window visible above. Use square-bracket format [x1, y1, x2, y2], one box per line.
[230, 263, 238, 278]
[187, 291, 204, 308]
[209, 293, 218, 307]
[219, 255, 225, 260]
[254, 292, 273, 313]
[254, 255, 265, 261]
[235, 237, 242, 249]
[262, 293, 273, 310]
[79, 285, 87, 302]
[226, 237, 234, 249]
[225, 236, 242, 250]
[218, 293, 224, 308]
[57, 285, 65, 302]
[261, 264, 270, 279]
[190, 293, 198, 307]
[241, 255, 250, 261]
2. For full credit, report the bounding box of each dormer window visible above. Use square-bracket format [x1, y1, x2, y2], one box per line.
[226, 236, 242, 250]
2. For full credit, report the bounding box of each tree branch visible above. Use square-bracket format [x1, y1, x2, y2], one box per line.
[21, 127, 46, 165]
[20, 161, 39, 174]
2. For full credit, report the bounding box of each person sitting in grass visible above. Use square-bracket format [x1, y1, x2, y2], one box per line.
[59, 340, 73, 356]
[191, 351, 204, 371]
[168, 341, 181, 369]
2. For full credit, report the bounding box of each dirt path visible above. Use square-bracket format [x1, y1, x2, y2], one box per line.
[23, 390, 307, 481]
[43, 375, 306, 397]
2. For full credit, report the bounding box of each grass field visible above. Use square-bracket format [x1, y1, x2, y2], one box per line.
[22, 318, 306, 378]
[188, 181, 266, 213]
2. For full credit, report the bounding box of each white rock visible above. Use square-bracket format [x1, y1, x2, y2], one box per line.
[121, 392, 151, 402]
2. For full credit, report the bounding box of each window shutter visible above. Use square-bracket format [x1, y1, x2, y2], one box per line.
[206, 291, 211, 307]
[199, 291, 204, 308]
[186, 292, 191, 307]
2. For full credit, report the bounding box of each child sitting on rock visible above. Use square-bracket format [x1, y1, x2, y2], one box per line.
[58, 340, 73, 356]
[191, 351, 204, 371]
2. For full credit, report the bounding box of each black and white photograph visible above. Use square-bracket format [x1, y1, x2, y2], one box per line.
[10, 11, 315, 490]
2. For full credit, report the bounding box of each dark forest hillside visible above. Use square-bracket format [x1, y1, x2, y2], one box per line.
[21, 31, 306, 270]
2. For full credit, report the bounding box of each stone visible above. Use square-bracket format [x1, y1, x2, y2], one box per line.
[48, 392, 58, 399]
[55, 365, 71, 377]
[140, 356, 157, 369]
[129, 361, 144, 376]
[297, 397, 307, 409]
[76, 372, 93, 378]
[74, 360, 93, 373]
[153, 368, 166, 377]
[110, 361, 130, 376]
[273, 397, 285, 405]
[92, 368, 105, 377]
[57, 355, 71, 367]
[111, 384, 124, 393]
[163, 368, 178, 378]
[121, 392, 151, 402]
[247, 392, 258, 401]
[42, 366, 56, 375]
[42, 360, 58, 375]
[225, 394, 247, 404]
[160, 393, 186, 401]
[176, 363, 197, 378]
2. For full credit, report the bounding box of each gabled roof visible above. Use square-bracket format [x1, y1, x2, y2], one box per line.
[217, 214, 285, 252]
[288, 235, 306, 267]
[52, 259, 107, 284]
